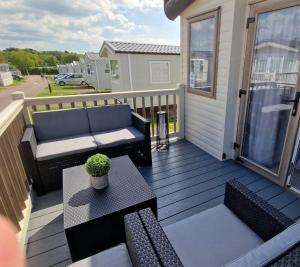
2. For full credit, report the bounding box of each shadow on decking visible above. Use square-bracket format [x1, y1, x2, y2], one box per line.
[25, 140, 300, 267]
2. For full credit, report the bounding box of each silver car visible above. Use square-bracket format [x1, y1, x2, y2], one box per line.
[56, 73, 87, 86]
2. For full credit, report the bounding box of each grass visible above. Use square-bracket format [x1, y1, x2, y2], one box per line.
[36, 78, 111, 97]
[0, 77, 27, 91]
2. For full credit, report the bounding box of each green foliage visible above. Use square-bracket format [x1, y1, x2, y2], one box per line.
[8, 50, 38, 73]
[42, 55, 58, 66]
[0, 52, 7, 63]
[85, 154, 111, 177]
[28, 67, 58, 75]
[0, 48, 82, 74]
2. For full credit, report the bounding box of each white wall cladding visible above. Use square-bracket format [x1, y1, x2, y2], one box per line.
[0, 72, 13, 86]
[181, 0, 247, 160]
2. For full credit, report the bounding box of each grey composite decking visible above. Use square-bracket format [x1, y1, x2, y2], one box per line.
[25, 139, 300, 267]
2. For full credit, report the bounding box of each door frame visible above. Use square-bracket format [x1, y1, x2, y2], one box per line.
[235, 0, 300, 187]
[286, 128, 300, 194]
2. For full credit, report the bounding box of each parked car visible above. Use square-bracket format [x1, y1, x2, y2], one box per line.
[12, 73, 24, 80]
[54, 73, 67, 80]
[10, 70, 23, 80]
[55, 73, 87, 86]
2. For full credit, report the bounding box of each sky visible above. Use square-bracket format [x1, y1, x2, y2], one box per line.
[0, 0, 180, 53]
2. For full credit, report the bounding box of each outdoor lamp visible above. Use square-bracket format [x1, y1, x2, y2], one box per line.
[156, 111, 169, 150]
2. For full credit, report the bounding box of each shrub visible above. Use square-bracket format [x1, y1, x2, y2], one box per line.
[28, 67, 58, 75]
[85, 154, 111, 177]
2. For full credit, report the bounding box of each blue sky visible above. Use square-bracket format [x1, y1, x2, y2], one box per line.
[0, 0, 180, 53]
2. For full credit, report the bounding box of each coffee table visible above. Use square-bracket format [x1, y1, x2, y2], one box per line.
[63, 155, 157, 262]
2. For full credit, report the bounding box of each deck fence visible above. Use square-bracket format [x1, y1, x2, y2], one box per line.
[22, 84, 185, 139]
[0, 84, 185, 234]
[0, 98, 29, 231]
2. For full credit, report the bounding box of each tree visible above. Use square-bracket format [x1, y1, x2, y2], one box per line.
[8, 51, 38, 73]
[43, 55, 58, 66]
[0, 48, 83, 73]
[62, 53, 81, 64]
[0, 52, 7, 63]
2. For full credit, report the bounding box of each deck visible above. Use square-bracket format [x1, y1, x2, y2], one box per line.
[25, 140, 300, 267]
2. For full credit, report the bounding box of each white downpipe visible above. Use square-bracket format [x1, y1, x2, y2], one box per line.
[128, 54, 134, 91]
[94, 60, 100, 89]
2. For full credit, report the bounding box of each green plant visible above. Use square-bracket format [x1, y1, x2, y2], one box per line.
[85, 154, 111, 177]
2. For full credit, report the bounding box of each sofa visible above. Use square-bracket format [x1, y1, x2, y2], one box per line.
[21, 104, 152, 195]
[69, 180, 299, 267]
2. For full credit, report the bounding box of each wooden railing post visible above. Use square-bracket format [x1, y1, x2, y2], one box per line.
[11, 91, 31, 126]
[11, 91, 25, 101]
[177, 84, 185, 139]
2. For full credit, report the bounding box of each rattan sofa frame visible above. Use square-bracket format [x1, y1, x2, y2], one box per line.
[123, 180, 293, 266]
[21, 111, 152, 195]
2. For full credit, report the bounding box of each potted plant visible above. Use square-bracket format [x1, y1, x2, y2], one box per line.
[85, 154, 111, 190]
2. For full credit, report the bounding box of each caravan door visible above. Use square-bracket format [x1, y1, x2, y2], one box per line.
[236, 0, 300, 187]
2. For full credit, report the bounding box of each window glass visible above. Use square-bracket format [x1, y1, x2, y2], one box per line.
[188, 9, 220, 97]
[110, 60, 120, 81]
[150, 61, 170, 83]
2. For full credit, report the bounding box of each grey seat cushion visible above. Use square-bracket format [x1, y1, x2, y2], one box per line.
[33, 108, 90, 141]
[93, 127, 144, 148]
[69, 243, 133, 267]
[87, 104, 132, 132]
[36, 134, 97, 161]
[164, 204, 263, 267]
[225, 220, 300, 267]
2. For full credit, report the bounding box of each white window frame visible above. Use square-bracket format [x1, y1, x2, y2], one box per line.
[187, 7, 221, 98]
[149, 61, 171, 84]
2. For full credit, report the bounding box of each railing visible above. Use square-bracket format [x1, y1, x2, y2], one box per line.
[0, 85, 184, 238]
[21, 84, 185, 139]
[0, 97, 30, 233]
[251, 72, 298, 87]
[275, 72, 298, 85]
[251, 72, 275, 83]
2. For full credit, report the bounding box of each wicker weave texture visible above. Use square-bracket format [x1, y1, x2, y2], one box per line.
[271, 243, 300, 267]
[125, 212, 161, 267]
[139, 208, 183, 267]
[224, 180, 293, 241]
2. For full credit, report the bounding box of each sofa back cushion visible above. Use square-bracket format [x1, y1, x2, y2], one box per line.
[87, 104, 132, 132]
[33, 108, 90, 141]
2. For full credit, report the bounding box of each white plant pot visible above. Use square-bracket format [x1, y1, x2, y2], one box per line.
[90, 174, 109, 190]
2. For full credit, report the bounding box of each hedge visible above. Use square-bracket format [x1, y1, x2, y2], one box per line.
[28, 67, 58, 75]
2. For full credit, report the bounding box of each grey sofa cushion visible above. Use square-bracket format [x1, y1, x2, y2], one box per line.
[93, 127, 144, 148]
[164, 204, 263, 267]
[36, 134, 97, 161]
[87, 104, 132, 132]
[225, 220, 300, 267]
[69, 243, 133, 267]
[33, 108, 90, 141]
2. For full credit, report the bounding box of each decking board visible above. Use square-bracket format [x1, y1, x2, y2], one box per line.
[25, 140, 300, 267]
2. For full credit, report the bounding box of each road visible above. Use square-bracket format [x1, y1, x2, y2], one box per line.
[0, 75, 47, 111]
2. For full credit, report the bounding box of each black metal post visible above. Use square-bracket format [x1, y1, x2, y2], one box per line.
[47, 77, 52, 94]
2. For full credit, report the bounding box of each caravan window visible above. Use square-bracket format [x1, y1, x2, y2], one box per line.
[188, 8, 220, 98]
[150, 61, 170, 83]
[110, 60, 120, 81]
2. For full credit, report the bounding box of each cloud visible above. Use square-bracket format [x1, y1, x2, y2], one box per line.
[0, 0, 179, 52]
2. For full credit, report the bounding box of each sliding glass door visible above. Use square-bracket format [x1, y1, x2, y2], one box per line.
[236, 0, 300, 186]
